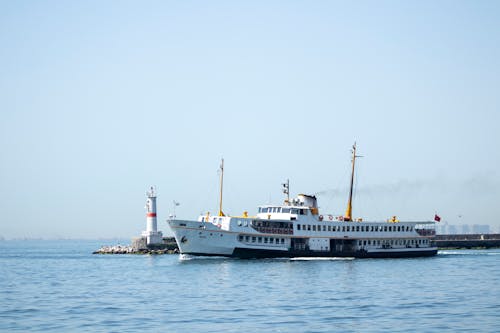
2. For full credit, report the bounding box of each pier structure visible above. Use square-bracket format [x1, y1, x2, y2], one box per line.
[141, 186, 163, 245]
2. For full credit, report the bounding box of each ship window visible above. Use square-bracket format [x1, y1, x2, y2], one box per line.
[264, 237, 268, 243]
[238, 235, 243, 241]
[252, 237, 256, 242]
[323, 226, 326, 231]
[297, 224, 301, 230]
[363, 240, 367, 246]
[384, 226, 387, 232]
[283, 208, 290, 213]
[358, 241, 362, 245]
[245, 236, 249, 242]
[356, 226, 360, 232]
[281, 238, 285, 244]
[313, 225, 316, 231]
[328, 226, 331, 231]
[258, 237, 262, 243]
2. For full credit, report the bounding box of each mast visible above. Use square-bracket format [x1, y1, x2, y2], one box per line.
[218, 158, 225, 216]
[344, 142, 361, 221]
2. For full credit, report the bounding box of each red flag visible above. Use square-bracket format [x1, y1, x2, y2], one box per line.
[434, 214, 441, 222]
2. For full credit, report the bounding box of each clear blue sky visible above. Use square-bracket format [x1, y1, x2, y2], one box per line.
[1, 0, 499, 239]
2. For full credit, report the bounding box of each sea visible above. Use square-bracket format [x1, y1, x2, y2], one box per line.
[1, 240, 499, 333]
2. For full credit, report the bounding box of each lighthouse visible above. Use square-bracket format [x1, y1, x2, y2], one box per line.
[141, 186, 163, 245]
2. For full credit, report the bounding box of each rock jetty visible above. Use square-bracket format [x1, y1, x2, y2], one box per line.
[93, 237, 179, 255]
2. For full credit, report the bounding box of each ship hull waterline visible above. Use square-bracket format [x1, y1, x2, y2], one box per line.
[170, 222, 438, 259]
[182, 248, 438, 259]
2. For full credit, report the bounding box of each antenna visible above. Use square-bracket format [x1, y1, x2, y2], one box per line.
[282, 179, 290, 204]
[173, 200, 180, 218]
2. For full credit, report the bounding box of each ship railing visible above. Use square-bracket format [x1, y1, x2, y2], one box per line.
[415, 229, 436, 236]
[252, 226, 293, 235]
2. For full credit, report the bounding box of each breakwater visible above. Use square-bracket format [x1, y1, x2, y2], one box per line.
[93, 237, 179, 254]
[435, 234, 500, 249]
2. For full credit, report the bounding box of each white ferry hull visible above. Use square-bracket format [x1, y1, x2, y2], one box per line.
[169, 220, 437, 259]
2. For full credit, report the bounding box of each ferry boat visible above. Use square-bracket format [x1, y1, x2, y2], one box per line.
[168, 144, 438, 258]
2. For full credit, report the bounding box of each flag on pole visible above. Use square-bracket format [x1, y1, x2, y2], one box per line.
[434, 214, 441, 222]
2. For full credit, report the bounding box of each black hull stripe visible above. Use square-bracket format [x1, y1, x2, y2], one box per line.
[182, 248, 438, 259]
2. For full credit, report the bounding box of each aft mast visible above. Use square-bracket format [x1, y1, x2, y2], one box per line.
[218, 158, 225, 216]
[344, 142, 361, 221]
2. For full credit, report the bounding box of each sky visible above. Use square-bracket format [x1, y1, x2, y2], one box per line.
[1, 0, 499, 239]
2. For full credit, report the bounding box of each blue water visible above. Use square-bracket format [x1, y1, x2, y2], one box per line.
[1, 240, 498, 332]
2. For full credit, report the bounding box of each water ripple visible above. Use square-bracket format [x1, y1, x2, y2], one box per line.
[1, 241, 499, 332]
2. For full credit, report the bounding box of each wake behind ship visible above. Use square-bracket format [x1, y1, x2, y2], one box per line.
[168, 144, 437, 259]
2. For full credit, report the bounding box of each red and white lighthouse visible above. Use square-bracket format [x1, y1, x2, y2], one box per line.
[142, 186, 163, 245]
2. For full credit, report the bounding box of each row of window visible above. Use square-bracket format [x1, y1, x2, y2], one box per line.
[358, 239, 429, 246]
[297, 224, 414, 233]
[258, 207, 307, 215]
[238, 235, 286, 245]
